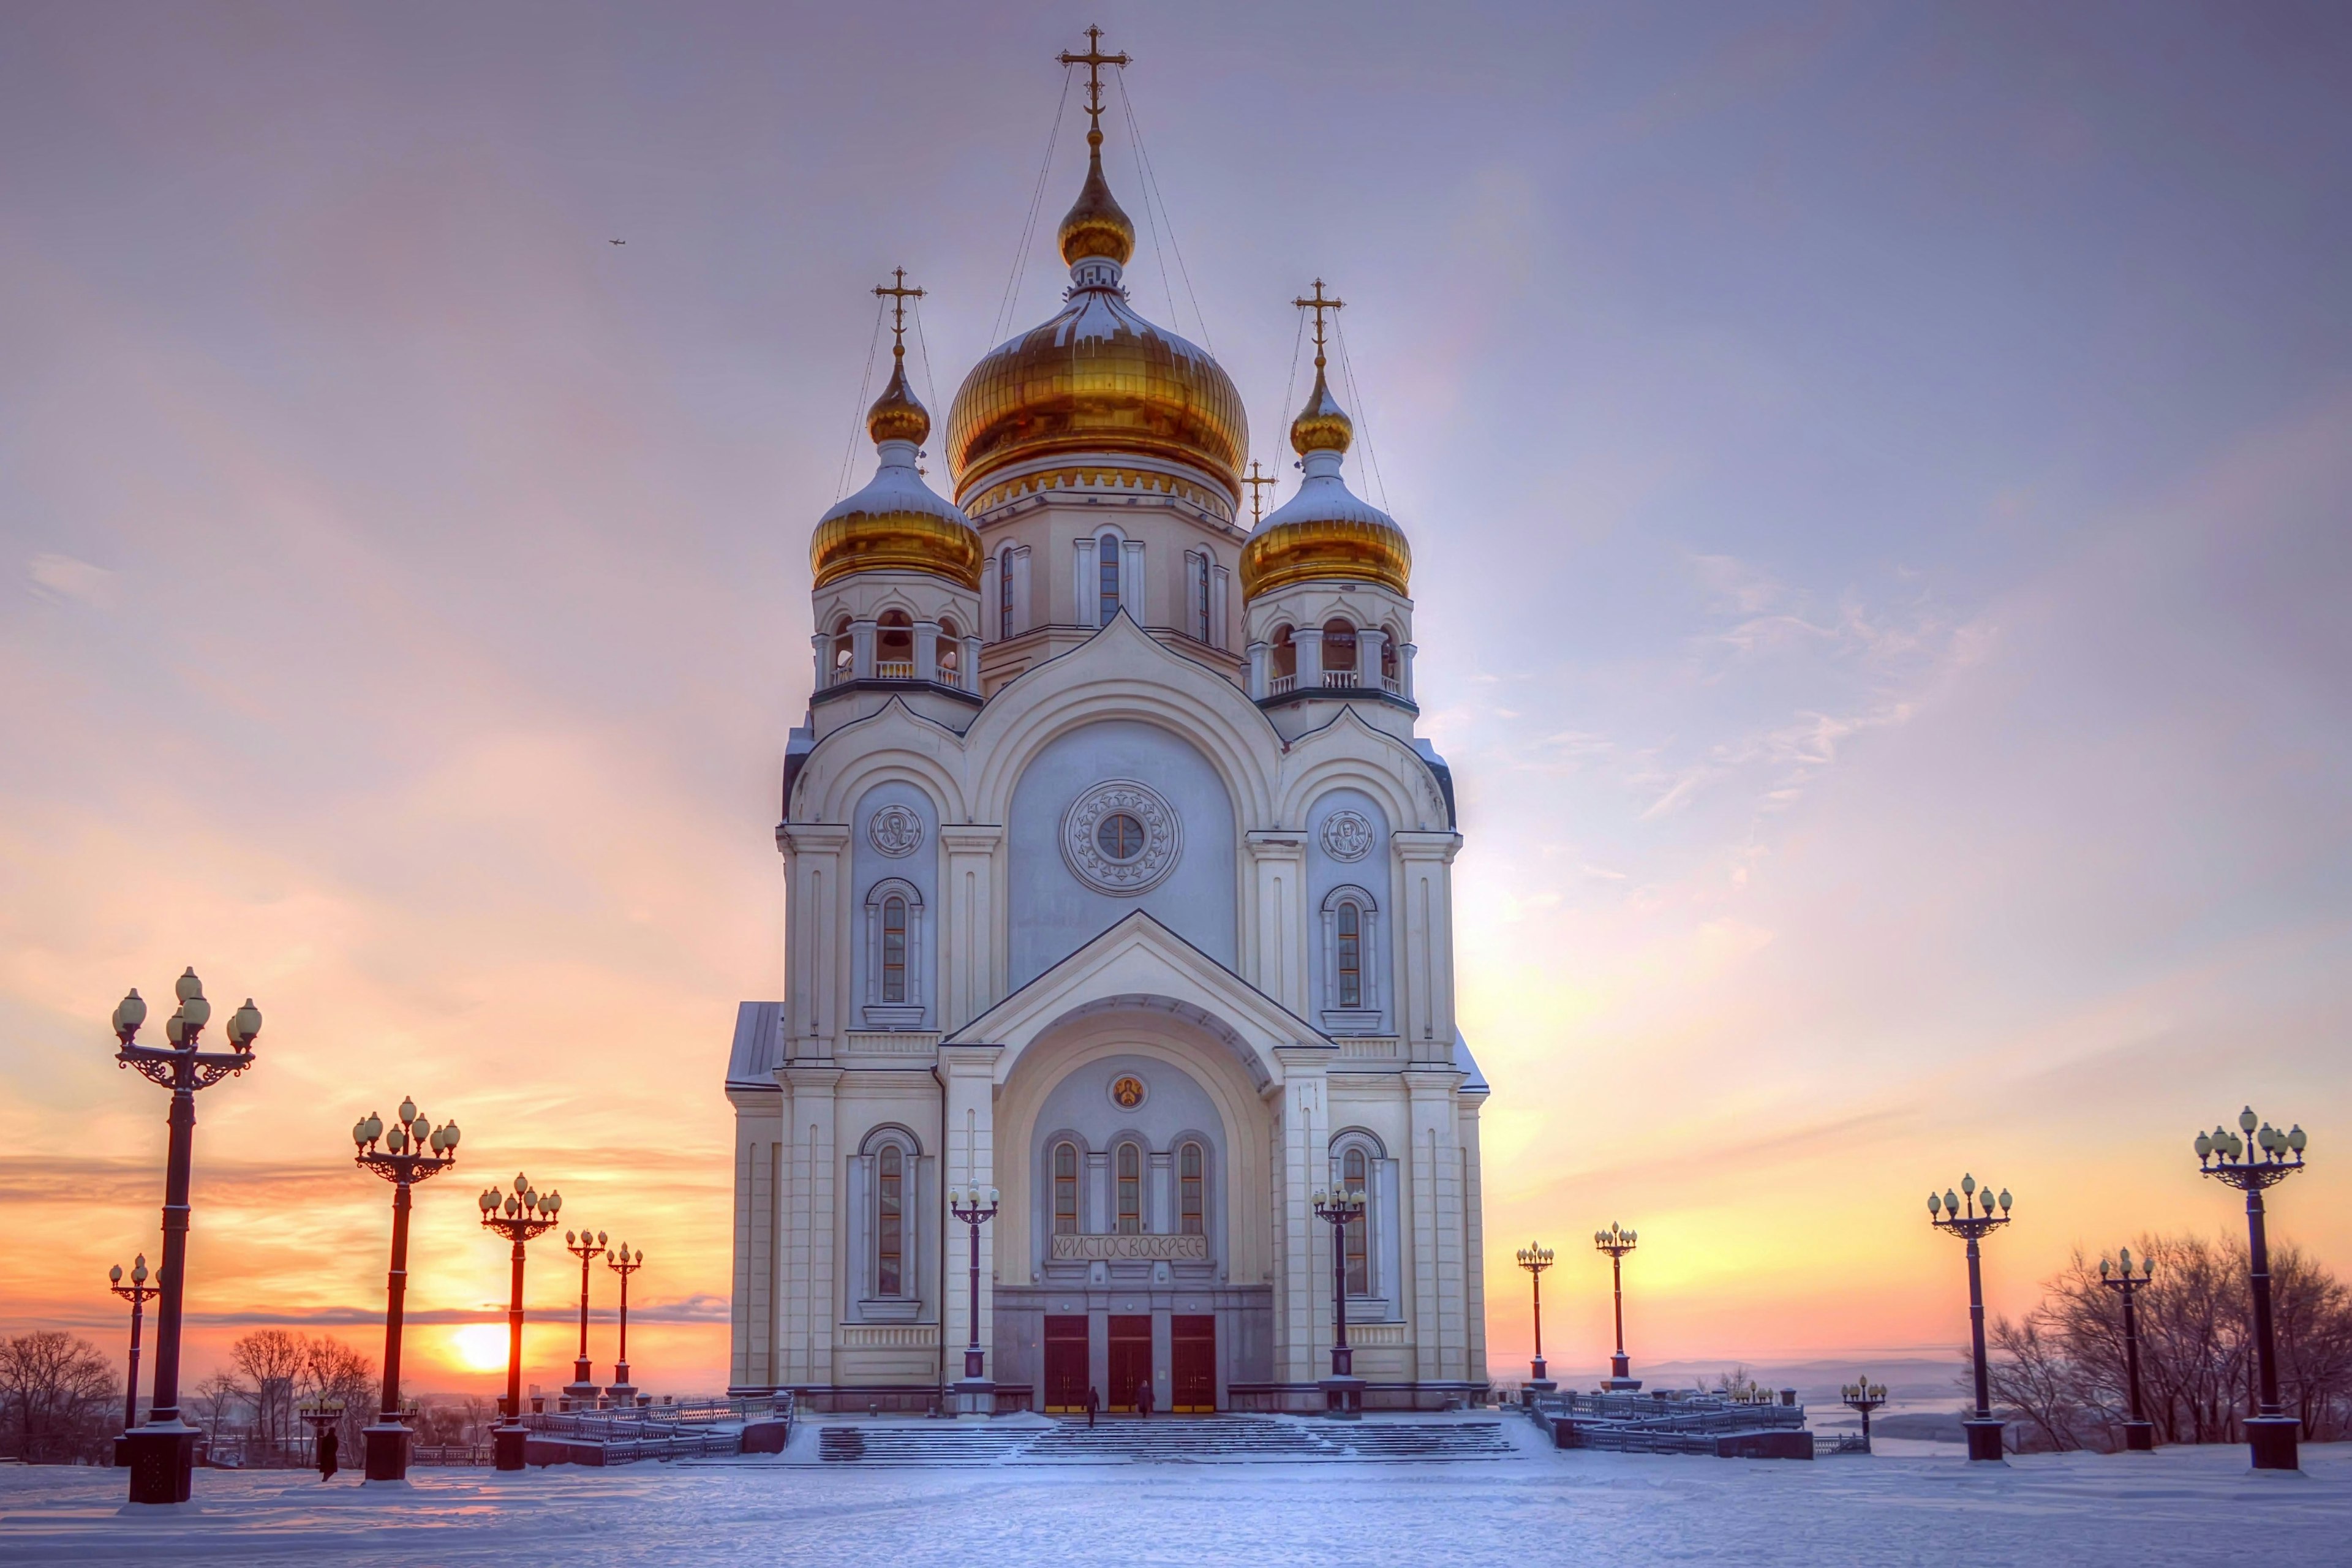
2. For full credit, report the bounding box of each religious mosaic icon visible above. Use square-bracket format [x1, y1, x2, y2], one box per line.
[1320, 808, 1375, 862]
[1108, 1074, 1147, 1110]
[1061, 779, 1182, 894]
[869, 802, 925, 859]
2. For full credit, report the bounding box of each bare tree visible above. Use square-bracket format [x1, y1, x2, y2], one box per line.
[300, 1335, 377, 1458]
[190, 1370, 247, 1447]
[230, 1329, 307, 1460]
[0, 1331, 120, 1464]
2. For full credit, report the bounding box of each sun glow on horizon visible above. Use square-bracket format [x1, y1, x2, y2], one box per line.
[448, 1323, 507, 1373]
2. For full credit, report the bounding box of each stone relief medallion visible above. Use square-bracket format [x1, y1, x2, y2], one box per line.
[1107, 1073, 1148, 1110]
[868, 802, 925, 859]
[1061, 779, 1182, 895]
[1320, 809, 1375, 862]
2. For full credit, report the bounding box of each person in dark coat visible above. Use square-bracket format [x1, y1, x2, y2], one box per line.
[1136, 1379, 1152, 1419]
[316, 1426, 339, 1482]
[1084, 1385, 1099, 1428]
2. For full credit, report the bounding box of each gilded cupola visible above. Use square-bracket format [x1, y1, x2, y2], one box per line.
[1240, 284, 1411, 601]
[943, 39, 1246, 510]
[810, 278, 982, 592]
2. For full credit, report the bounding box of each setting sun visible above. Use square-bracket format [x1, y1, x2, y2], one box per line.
[448, 1324, 507, 1374]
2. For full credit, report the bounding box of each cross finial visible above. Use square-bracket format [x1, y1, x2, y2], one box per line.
[1243, 460, 1276, 525]
[1057, 25, 1131, 143]
[873, 266, 925, 360]
[1292, 279, 1345, 368]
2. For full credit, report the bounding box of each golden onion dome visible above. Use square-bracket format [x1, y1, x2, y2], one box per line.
[810, 368, 981, 592]
[944, 143, 1245, 506]
[1240, 369, 1409, 600]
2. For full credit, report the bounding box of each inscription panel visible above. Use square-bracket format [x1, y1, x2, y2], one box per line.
[1049, 1234, 1210, 1262]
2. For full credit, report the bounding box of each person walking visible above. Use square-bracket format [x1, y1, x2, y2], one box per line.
[316, 1425, 339, 1482]
[1136, 1378, 1152, 1420]
[1084, 1385, 1099, 1429]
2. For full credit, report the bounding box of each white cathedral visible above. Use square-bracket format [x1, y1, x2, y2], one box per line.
[724, 48, 1489, 1415]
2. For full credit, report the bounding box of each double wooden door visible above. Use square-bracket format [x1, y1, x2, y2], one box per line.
[1107, 1315, 1153, 1411]
[1170, 1314, 1216, 1412]
[1043, 1316, 1090, 1412]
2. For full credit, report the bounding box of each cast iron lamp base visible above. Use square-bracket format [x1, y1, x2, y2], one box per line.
[1963, 1417, 2007, 1463]
[2247, 1414, 2300, 1471]
[362, 1420, 411, 1482]
[119, 1424, 197, 1505]
[492, 1423, 529, 1471]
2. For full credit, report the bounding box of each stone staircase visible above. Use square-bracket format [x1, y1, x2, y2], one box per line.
[818, 1415, 1515, 1466]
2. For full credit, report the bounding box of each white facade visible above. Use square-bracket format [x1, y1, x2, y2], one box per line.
[725, 95, 1487, 1415]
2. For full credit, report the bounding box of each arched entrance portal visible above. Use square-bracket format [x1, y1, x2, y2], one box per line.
[991, 1022, 1276, 1414]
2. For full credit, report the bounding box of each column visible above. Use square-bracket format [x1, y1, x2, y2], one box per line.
[850, 619, 877, 680]
[1242, 831, 1309, 1017]
[728, 1093, 783, 1393]
[962, 635, 984, 694]
[778, 825, 851, 1060]
[1246, 641, 1268, 700]
[1391, 832, 1462, 1063]
[1295, 627, 1324, 688]
[777, 1067, 842, 1391]
[1405, 1068, 1464, 1384]
[1121, 539, 1145, 621]
[810, 632, 830, 692]
[1210, 565, 1230, 649]
[939, 825, 1002, 1034]
[913, 619, 940, 683]
[1073, 538, 1093, 624]
[1400, 642, 1419, 704]
[1458, 1087, 1490, 1389]
[939, 1044, 1003, 1398]
[1010, 547, 1032, 633]
[978, 555, 998, 639]
[1271, 1047, 1333, 1386]
[1357, 627, 1386, 690]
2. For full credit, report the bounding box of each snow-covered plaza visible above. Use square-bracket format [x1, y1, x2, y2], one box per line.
[1, 1428, 2346, 1568]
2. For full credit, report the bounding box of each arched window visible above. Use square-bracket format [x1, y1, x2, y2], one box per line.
[1179, 1142, 1204, 1236]
[1381, 624, 1401, 690]
[937, 617, 960, 682]
[1115, 1142, 1142, 1234]
[877, 1144, 905, 1296]
[1098, 533, 1122, 627]
[876, 611, 913, 678]
[1189, 552, 1212, 643]
[880, 895, 908, 1003]
[1054, 1142, 1080, 1236]
[1270, 625, 1297, 681]
[831, 617, 853, 684]
[1341, 1147, 1370, 1296]
[1335, 902, 1362, 1009]
[1322, 619, 1357, 681]
[1000, 548, 1017, 639]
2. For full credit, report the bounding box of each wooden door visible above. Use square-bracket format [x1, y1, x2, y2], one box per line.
[1107, 1314, 1153, 1412]
[1170, 1314, 1216, 1412]
[1043, 1316, 1090, 1412]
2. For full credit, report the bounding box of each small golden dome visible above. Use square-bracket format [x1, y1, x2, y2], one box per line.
[1058, 134, 1136, 268]
[1240, 514, 1411, 600]
[865, 354, 930, 447]
[1289, 366, 1354, 456]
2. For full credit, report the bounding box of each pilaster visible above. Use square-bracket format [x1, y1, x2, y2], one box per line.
[1270, 1046, 1333, 1384]
[939, 825, 1005, 1034]
[1404, 1067, 1465, 1382]
[1458, 1086, 1490, 1389]
[938, 1044, 1004, 1386]
[777, 1066, 842, 1389]
[1391, 831, 1462, 1061]
[1243, 831, 1310, 1017]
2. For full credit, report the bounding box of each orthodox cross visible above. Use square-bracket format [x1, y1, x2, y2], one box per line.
[1293, 279, 1345, 369]
[1243, 460, 1276, 525]
[1058, 26, 1131, 138]
[873, 267, 924, 360]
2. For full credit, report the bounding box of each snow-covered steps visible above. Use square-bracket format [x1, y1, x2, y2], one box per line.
[816, 1416, 1517, 1465]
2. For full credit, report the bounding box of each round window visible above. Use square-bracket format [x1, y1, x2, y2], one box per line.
[1095, 813, 1145, 862]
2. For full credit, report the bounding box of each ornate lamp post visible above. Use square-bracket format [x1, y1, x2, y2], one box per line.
[948, 1188, 1000, 1416]
[2098, 1247, 2157, 1452]
[353, 1097, 460, 1482]
[478, 1173, 562, 1471]
[562, 1228, 608, 1409]
[111, 971, 262, 1504]
[1841, 1374, 1889, 1452]
[1515, 1242, 1556, 1398]
[1929, 1174, 2011, 1461]
[2196, 1107, 2308, 1471]
[107, 1256, 160, 1438]
[1312, 1186, 1367, 1419]
[1594, 1222, 1640, 1391]
[605, 1242, 646, 1406]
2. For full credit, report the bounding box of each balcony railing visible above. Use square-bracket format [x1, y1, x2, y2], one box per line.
[874, 659, 915, 680]
[1263, 671, 1405, 698]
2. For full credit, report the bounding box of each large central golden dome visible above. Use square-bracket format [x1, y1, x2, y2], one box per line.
[944, 137, 1246, 508]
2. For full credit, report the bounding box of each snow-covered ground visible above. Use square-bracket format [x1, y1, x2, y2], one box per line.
[1, 1431, 2344, 1567]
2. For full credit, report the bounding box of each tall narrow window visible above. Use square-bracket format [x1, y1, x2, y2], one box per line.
[1099, 534, 1122, 627]
[1194, 556, 1212, 643]
[1116, 1142, 1142, 1234]
[1000, 549, 1016, 639]
[880, 895, 907, 1003]
[1054, 1142, 1079, 1235]
[1336, 903, 1362, 1009]
[1180, 1142, 1203, 1236]
[1343, 1147, 1369, 1296]
[877, 1145, 904, 1297]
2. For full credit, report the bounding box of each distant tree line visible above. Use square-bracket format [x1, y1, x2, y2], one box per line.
[0, 1332, 120, 1464]
[1983, 1232, 2352, 1452]
[190, 1329, 379, 1463]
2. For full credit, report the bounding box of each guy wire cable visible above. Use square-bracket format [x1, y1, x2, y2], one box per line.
[834, 294, 888, 504]
[1333, 314, 1390, 512]
[1114, 75, 1180, 333]
[1117, 73, 1212, 354]
[992, 66, 1076, 348]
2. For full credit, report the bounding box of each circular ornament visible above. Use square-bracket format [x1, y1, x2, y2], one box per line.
[1108, 1074, 1148, 1111]
[1320, 809, 1375, 863]
[1061, 779, 1183, 895]
[869, 803, 925, 859]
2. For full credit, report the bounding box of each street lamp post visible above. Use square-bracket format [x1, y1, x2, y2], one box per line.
[948, 1188, 1000, 1416]
[1841, 1374, 1889, 1453]
[107, 1256, 160, 1439]
[353, 1097, 461, 1482]
[478, 1173, 562, 1471]
[111, 971, 262, 1505]
[1515, 1242, 1556, 1398]
[1312, 1186, 1367, 1419]
[1594, 1223, 1641, 1391]
[2099, 1248, 2157, 1452]
[1929, 1174, 2011, 1461]
[605, 1243, 645, 1406]
[2196, 1107, 2309, 1471]
[562, 1229, 607, 1409]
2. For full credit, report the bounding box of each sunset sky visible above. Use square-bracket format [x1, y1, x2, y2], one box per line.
[4, 2, 2348, 1397]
